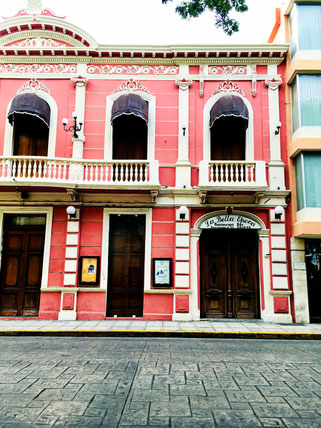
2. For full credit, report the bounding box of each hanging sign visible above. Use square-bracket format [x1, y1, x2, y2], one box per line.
[200, 214, 261, 230]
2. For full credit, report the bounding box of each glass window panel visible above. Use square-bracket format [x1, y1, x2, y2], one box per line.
[299, 75, 321, 127]
[304, 152, 321, 208]
[5, 215, 46, 226]
[294, 154, 304, 210]
[297, 5, 321, 51]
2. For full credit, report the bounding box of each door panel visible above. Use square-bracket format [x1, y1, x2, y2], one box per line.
[0, 217, 45, 316]
[200, 230, 259, 319]
[107, 215, 145, 317]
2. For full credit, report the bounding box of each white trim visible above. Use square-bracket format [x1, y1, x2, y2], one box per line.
[104, 91, 156, 160]
[0, 206, 53, 290]
[3, 90, 58, 158]
[203, 92, 254, 161]
[101, 208, 152, 310]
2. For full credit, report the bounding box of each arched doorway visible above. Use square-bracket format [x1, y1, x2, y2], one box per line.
[198, 212, 262, 319]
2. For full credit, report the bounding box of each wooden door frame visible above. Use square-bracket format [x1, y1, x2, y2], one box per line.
[190, 210, 270, 321]
[101, 208, 152, 311]
[0, 207, 53, 292]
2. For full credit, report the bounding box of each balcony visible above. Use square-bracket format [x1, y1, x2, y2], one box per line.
[199, 160, 267, 191]
[0, 157, 160, 190]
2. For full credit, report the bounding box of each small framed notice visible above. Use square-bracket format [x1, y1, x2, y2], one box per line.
[153, 258, 172, 287]
[79, 257, 100, 286]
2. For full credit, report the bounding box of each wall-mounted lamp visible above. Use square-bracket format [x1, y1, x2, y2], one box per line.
[274, 205, 284, 220]
[62, 112, 84, 139]
[66, 205, 77, 219]
[178, 205, 189, 221]
[275, 121, 282, 135]
[182, 125, 187, 136]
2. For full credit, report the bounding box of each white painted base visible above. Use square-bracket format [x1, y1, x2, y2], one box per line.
[172, 313, 193, 321]
[58, 310, 77, 321]
[175, 162, 191, 189]
[261, 313, 293, 323]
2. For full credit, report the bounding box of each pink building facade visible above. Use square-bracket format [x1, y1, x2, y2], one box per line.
[0, 3, 294, 323]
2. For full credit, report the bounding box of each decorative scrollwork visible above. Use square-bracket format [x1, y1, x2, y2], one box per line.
[209, 66, 247, 75]
[9, 38, 69, 48]
[0, 64, 77, 74]
[212, 80, 245, 97]
[17, 78, 50, 94]
[87, 65, 179, 75]
[113, 79, 150, 94]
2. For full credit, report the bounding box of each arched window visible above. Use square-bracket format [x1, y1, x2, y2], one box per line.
[7, 93, 50, 157]
[203, 93, 254, 161]
[111, 93, 148, 160]
[210, 95, 248, 161]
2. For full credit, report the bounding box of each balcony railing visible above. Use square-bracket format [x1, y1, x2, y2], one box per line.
[0, 157, 160, 188]
[199, 160, 267, 189]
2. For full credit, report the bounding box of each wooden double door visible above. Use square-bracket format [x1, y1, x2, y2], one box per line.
[107, 215, 145, 317]
[200, 229, 259, 319]
[0, 216, 45, 316]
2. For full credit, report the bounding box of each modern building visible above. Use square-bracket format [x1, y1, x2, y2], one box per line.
[0, 1, 292, 322]
[271, 1, 321, 323]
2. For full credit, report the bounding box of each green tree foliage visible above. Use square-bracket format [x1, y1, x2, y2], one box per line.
[161, 0, 248, 35]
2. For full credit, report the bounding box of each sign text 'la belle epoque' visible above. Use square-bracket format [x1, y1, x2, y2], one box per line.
[200, 214, 261, 230]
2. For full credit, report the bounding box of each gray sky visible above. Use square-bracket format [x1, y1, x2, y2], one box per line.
[1, 0, 284, 45]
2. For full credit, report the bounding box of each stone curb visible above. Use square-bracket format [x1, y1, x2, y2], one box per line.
[0, 329, 320, 340]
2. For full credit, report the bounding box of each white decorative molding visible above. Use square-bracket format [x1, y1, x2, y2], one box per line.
[208, 65, 247, 75]
[71, 75, 88, 87]
[87, 65, 179, 75]
[212, 80, 245, 97]
[0, 31, 85, 48]
[17, 78, 50, 94]
[8, 38, 70, 48]
[265, 77, 283, 90]
[113, 78, 150, 94]
[27, 0, 42, 14]
[175, 78, 193, 91]
[0, 63, 77, 74]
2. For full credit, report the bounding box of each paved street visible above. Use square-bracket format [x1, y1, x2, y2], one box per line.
[0, 338, 320, 427]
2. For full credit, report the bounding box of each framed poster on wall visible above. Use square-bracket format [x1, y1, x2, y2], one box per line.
[79, 256, 100, 286]
[153, 258, 172, 287]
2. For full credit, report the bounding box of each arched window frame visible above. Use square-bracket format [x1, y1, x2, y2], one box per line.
[4, 90, 58, 158]
[105, 91, 156, 160]
[203, 92, 254, 161]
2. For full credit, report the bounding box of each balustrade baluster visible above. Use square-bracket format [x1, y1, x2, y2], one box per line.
[210, 164, 214, 183]
[28, 160, 33, 179]
[21, 160, 27, 178]
[250, 164, 255, 182]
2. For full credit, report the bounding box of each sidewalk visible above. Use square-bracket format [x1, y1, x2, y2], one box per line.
[0, 318, 321, 339]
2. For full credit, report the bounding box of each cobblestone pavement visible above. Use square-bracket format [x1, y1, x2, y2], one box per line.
[0, 337, 320, 427]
